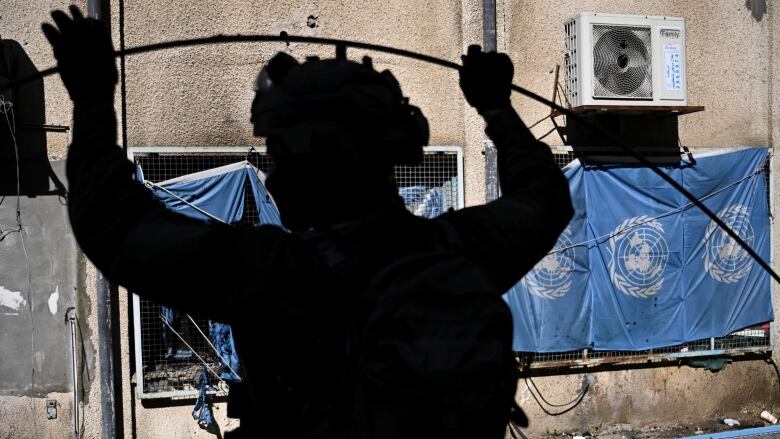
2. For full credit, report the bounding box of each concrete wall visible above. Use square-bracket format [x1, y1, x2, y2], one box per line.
[503, 0, 772, 148]
[1, 0, 779, 438]
[0, 1, 104, 438]
[501, 1, 780, 436]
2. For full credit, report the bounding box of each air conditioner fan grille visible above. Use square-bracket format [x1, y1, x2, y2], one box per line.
[592, 24, 652, 99]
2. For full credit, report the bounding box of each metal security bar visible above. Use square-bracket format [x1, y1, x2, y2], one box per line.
[128, 146, 463, 398]
[521, 146, 771, 371]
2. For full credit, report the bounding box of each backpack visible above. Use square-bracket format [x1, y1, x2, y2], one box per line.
[350, 250, 520, 439]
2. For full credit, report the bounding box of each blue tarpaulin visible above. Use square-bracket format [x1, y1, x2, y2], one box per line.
[147, 161, 281, 226]
[138, 161, 284, 381]
[505, 148, 772, 352]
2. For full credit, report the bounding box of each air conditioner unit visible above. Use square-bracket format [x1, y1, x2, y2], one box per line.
[564, 12, 687, 107]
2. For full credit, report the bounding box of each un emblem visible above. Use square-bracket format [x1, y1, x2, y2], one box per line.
[522, 227, 576, 299]
[703, 204, 754, 283]
[608, 216, 669, 298]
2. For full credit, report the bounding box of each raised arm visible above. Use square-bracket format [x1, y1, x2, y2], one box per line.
[43, 7, 309, 321]
[438, 46, 573, 293]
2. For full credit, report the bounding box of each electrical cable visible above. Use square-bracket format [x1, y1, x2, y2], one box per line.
[508, 420, 529, 439]
[1, 99, 36, 397]
[1, 40, 39, 436]
[525, 375, 586, 408]
[547, 155, 770, 255]
[523, 375, 589, 416]
[0, 95, 21, 241]
[6, 32, 778, 283]
[524, 71, 570, 135]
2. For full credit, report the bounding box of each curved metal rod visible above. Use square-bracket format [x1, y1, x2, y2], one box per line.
[7, 33, 778, 283]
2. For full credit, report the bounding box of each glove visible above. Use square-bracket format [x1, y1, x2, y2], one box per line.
[41, 6, 117, 104]
[459, 45, 514, 114]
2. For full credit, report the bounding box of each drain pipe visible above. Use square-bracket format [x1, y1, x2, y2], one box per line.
[66, 308, 79, 437]
[483, 0, 499, 202]
[86, 3, 124, 439]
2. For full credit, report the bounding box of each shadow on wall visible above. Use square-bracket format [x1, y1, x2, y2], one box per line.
[745, 0, 767, 22]
[0, 38, 66, 197]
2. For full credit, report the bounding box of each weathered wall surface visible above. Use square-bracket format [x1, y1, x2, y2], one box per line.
[121, 0, 465, 148]
[1, 0, 78, 160]
[519, 361, 779, 436]
[503, 0, 771, 148]
[118, 0, 492, 204]
[0, 162, 78, 396]
[0, 1, 103, 438]
[503, 1, 780, 436]
[2, 0, 780, 438]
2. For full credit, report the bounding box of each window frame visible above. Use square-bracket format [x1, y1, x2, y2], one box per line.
[127, 145, 465, 399]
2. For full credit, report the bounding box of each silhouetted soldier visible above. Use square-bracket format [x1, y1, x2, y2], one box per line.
[44, 6, 572, 439]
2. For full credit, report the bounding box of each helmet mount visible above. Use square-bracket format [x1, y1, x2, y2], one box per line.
[251, 46, 429, 167]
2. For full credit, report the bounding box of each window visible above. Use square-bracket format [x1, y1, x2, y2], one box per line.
[128, 146, 463, 398]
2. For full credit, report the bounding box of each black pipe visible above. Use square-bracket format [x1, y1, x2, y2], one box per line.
[482, 0, 499, 202]
[86, 2, 124, 438]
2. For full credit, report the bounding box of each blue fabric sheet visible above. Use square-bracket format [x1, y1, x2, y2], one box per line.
[505, 148, 772, 352]
[192, 368, 215, 429]
[149, 164, 282, 226]
[139, 162, 284, 382]
[210, 322, 241, 381]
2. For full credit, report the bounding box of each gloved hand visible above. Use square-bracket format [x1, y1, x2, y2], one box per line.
[42, 6, 117, 104]
[459, 45, 514, 114]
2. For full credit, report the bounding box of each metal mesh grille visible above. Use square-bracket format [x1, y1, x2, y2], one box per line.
[592, 24, 652, 99]
[553, 150, 577, 169]
[396, 151, 460, 215]
[521, 151, 771, 369]
[133, 148, 460, 396]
